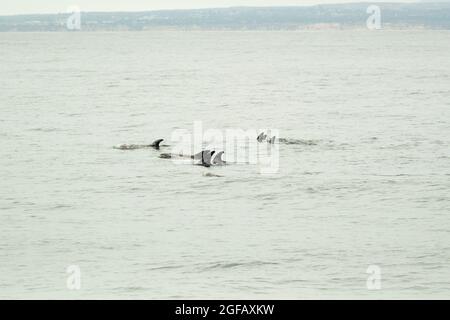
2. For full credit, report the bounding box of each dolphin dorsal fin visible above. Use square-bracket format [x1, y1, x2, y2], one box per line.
[151, 139, 164, 148]
[257, 132, 265, 142]
[201, 150, 213, 166]
[213, 151, 225, 165]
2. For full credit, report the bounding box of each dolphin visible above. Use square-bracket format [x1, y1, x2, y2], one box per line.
[257, 132, 277, 144]
[257, 132, 267, 142]
[114, 139, 164, 150]
[159, 150, 216, 166]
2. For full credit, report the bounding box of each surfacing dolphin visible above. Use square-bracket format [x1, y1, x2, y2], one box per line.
[257, 132, 267, 142]
[114, 139, 164, 150]
[159, 150, 217, 165]
[257, 132, 276, 144]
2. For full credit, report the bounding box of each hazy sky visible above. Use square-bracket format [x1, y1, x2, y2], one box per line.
[1, 0, 419, 15]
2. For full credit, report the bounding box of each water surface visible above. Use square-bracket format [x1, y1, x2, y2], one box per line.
[0, 30, 449, 299]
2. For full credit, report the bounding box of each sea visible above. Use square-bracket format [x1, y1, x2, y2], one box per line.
[0, 30, 449, 299]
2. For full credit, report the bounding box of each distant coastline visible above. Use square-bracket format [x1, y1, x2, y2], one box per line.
[1, 3, 450, 31]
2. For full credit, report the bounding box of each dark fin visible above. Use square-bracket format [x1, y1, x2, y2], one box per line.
[268, 136, 276, 144]
[213, 151, 226, 165]
[257, 132, 265, 142]
[151, 139, 164, 149]
[201, 151, 213, 166]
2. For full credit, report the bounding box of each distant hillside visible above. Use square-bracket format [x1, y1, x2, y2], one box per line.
[1, 3, 450, 31]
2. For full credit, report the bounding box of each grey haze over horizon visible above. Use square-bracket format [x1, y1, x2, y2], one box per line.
[0, 0, 441, 16]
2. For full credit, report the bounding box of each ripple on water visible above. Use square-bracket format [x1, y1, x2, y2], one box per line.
[202, 261, 279, 271]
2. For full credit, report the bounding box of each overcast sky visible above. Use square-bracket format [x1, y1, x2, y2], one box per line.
[1, 0, 420, 15]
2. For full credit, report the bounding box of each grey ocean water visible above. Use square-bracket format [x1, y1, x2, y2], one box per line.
[1, 31, 450, 299]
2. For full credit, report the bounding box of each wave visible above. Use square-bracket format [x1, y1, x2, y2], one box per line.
[278, 138, 320, 146]
[203, 260, 279, 271]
